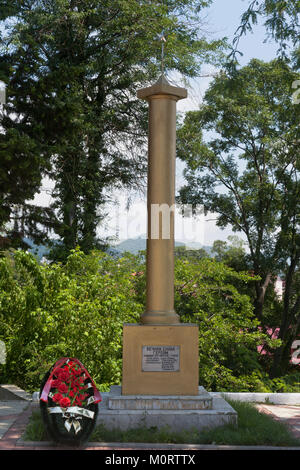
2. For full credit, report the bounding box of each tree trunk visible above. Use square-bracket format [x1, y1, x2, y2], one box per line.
[53, 153, 80, 257]
[253, 273, 272, 321]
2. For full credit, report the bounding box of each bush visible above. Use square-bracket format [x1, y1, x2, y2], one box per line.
[0, 248, 284, 393]
[174, 257, 277, 391]
[0, 248, 143, 391]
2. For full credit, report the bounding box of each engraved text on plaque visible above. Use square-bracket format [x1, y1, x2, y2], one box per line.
[142, 346, 180, 372]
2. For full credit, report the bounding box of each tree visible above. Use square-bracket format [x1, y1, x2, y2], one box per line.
[174, 245, 209, 261]
[174, 255, 276, 391]
[212, 235, 248, 272]
[0, 248, 144, 390]
[0, 0, 224, 259]
[176, 58, 300, 376]
[232, 0, 300, 60]
[0, 128, 55, 249]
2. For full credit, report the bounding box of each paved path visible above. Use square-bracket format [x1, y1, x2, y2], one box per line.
[0, 401, 33, 450]
[255, 404, 300, 440]
[1, 401, 300, 451]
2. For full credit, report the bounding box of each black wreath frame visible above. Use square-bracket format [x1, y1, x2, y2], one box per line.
[39, 361, 99, 447]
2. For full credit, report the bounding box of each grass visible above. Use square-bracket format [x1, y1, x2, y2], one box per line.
[23, 400, 300, 447]
[23, 409, 48, 442]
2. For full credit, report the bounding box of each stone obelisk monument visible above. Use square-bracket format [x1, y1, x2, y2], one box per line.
[122, 74, 199, 395]
[98, 50, 237, 430]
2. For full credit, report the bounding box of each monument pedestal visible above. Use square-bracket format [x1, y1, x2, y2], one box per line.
[96, 324, 238, 433]
[122, 324, 199, 396]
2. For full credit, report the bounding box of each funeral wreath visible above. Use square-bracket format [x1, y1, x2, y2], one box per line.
[40, 357, 101, 445]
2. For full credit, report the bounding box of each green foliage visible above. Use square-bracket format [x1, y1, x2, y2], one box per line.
[0, 0, 225, 256]
[174, 256, 279, 391]
[23, 409, 48, 442]
[0, 248, 289, 393]
[199, 400, 300, 447]
[232, 0, 300, 61]
[268, 372, 300, 392]
[177, 58, 300, 376]
[0, 249, 143, 391]
[211, 236, 248, 272]
[174, 245, 209, 261]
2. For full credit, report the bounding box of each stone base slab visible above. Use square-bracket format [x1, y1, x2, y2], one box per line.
[97, 386, 237, 433]
[108, 385, 212, 410]
[211, 392, 300, 405]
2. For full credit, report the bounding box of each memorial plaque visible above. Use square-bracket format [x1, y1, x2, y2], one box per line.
[142, 346, 180, 372]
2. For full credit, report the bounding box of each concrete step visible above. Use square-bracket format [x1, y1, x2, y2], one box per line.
[0, 385, 31, 401]
[108, 385, 213, 410]
[97, 386, 237, 432]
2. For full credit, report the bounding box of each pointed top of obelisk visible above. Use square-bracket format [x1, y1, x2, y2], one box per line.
[155, 74, 170, 86]
[137, 74, 187, 101]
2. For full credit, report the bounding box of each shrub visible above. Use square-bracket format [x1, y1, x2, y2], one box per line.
[173, 257, 279, 391]
[0, 249, 281, 392]
[0, 249, 143, 391]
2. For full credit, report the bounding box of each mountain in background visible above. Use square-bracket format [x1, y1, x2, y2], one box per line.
[178, 241, 213, 255]
[113, 236, 212, 255]
[23, 238, 50, 260]
[22, 236, 213, 260]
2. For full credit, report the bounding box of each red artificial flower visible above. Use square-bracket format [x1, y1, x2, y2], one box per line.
[53, 366, 71, 381]
[59, 397, 71, 408]
[57, 383, 68, 394]
[60, 371, 70, 382]
[53, 367, 65, 377]
[51, 379, 60, 388]
[52, 393, 63, 403]
[47, 361, 93, 410]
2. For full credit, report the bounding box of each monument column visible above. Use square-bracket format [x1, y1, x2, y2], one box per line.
[122, 75, 199, 396]
[137, 75, 187, 325]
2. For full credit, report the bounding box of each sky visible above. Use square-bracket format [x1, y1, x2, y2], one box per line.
[30, 0, 280, 248]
